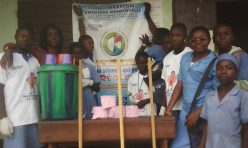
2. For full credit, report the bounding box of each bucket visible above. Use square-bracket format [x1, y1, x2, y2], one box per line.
[38, 64, 78, 120]
[45, 54, 57, 64]
[57, 54, 72, 64]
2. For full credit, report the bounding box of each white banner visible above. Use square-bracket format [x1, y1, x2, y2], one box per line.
[72, 1, 164, 103]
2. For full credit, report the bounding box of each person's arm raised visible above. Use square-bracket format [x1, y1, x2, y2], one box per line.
[138, 34, 151, 52]
[144, 2, 157, 35]
[73, 3, 86, 36]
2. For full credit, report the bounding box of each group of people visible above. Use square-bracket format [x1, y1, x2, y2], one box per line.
[0, 2, 248, 148]
[0, 24, 101, 147]
[130, 22, 248, 148]
[127, 3, 248, 148]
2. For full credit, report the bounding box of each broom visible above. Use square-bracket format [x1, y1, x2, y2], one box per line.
[148, 57, 156, 148]
[78, 59, 83, 148]
[117, 59, 125, 148]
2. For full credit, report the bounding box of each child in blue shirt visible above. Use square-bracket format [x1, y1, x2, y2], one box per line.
[200, 54, 248, 148]
[69, 42, 101, 119]
[142, 2, 172, 62]
[139, 28, 171, 64]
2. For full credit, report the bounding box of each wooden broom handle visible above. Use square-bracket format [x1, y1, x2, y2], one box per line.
[78, 59, 83, 148]
[73, 57, 76, 65]
[148, 57, 157, 148]
[117, 59, 125, 148]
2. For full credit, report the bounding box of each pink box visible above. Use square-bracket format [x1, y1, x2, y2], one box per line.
[92, 107, 108, 119]
[100, 95, 116, 109]
[125, 105, 139, 118]
[108, 106, 125, 118]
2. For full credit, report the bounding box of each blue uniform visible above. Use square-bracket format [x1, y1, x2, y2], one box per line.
[238, 51, 248, 80]
[201, 85, 248, 148]
[82, 63, 101, 119]
[171, 51, 217, 148]
[4, 124, 41, 148]
[145, 44, 166, 63]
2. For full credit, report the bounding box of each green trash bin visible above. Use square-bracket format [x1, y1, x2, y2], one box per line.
[38, 65, 78, 120]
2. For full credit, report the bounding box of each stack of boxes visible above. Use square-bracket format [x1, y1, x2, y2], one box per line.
[92, 95, 139, 119]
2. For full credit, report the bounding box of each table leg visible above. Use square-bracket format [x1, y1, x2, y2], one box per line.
[160, 139, 168, 148]
[48, 143, 55, 148]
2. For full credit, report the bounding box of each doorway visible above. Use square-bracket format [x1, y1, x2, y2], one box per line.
[216, 0, 248, 53]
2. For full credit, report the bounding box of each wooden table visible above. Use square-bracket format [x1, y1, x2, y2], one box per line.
[38, 116, 175, 148]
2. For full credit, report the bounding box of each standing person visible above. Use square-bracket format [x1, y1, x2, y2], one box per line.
[139, 28, 171, 64]
[165, 26, 217, 148]
[213, 23, 248, 91]
[200, 54, 248, 148]
[139, 26, 171, 115]
[140, 3, 172, 114]
[213, 23, 240, 56]
[38, 24, 64, 59]
[0, 24, 63, 66]
[161, 23, 192, 121]
[0, 26, 41, 148]
[78, 35, 100, 105]
[69, 42, 100, 119]
[73, 4, 98, 68]
[74, 4, 104, 106]
[139, 2, 172, 63]
[128, 51, 156, 116]
[143, 2, 172, 55]
[78, 35, 97, 69]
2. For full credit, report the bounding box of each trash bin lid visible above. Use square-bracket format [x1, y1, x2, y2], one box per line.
[38, 64, 78, 73]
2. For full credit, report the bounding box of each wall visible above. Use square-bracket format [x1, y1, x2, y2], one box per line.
[132, 0, 172, 28]
[163, 0, 172, 28]
[0, 0, 18, 52]
[173, 0, 216, 33]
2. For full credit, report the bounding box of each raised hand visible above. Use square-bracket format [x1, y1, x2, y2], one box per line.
[139, 34, 151, 46]
[73, 4, 83, 17]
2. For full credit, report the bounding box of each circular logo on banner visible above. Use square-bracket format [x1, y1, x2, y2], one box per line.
[102, 32, 127, 56]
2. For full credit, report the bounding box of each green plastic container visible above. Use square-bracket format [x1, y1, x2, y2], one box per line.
[38, 65, 78, 120]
